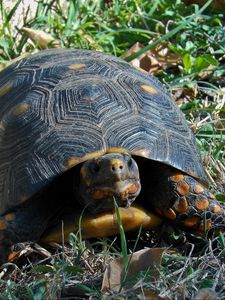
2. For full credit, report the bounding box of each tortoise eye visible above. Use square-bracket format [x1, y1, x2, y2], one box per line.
[128, 158, 133, 167]
[93, 164, 100, 173]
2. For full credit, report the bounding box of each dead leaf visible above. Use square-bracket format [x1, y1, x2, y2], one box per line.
[172, 86, 199, 105]
[123, 41, 180, 74]
[101, 247, 165, 293]
[22, 27, 60, 49]
[191, 288, 218, 300]
[150, 40, 181, 67]
[138, 289, 166, 300]
[123, 42, 161, 74]
[183, 0, 225, 10]
[8, 242, 52, 262]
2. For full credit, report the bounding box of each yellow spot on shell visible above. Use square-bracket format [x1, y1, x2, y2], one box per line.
[131, 148, 150, 158]
[68, 64, 86, 70]
[67, 158, 81, 169]
[12, 103, 29, 116]
[106, 148, 129, 155]
[0, 81, 12, 97]
[141, 84, 158, 95]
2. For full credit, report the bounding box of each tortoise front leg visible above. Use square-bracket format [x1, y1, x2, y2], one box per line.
[0, 194, 54, 264]
[156, 174, 225, 234]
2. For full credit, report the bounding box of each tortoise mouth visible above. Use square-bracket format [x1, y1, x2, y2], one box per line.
[81, 179, 141, 214]
[92, 179, 141, 200]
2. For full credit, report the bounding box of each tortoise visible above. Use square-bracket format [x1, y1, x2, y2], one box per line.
[0, 48, 224, 263]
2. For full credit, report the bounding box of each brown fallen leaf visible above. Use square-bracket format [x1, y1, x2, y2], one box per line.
[101, 247, 165, 293]
[22, 27, 60, 49]
[191, 288, 218, 300]
[122, 42, 161, 74]
[172, 85, 199, 105]
[138, 289, 166, 300]
[183, 0, 225, 10]
[8, 242, 52, 262]
[123, 41, 180, 74]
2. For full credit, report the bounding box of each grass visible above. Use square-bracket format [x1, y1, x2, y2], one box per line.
[0, 0, 225, 299]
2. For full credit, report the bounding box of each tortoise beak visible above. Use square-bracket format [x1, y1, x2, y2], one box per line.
[92, 180, 140, 200]
[84, 180, 141, 214]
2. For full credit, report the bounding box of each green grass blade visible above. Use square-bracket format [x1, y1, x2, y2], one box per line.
[125, 0, 213, 62]
[67, 0, 80, 26]
[3, 0, 23, 26]
[114, 199, 128, 271]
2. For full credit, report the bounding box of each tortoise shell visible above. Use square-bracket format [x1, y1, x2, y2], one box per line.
[0, 48, 207, 215]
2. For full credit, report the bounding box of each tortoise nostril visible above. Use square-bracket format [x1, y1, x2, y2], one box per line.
[111, 162, 124, 172]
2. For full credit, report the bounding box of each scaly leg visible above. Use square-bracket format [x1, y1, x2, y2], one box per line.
[156, 174, 225, 234]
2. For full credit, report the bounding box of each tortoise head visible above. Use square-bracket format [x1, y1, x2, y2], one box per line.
[77, 153, 141, 214]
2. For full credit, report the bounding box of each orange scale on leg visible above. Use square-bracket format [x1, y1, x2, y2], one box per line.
[176, 180, 190, 196]
[195, 198, 209, 211]
[170, 174, 184, 182]
[213, 204, 222, 213]
[174, 198, 189, 213]
[193, 184, 204, 194]
[0, 220, 8, 230]
[92, 190, 106, 200]
[164, 208, 176, 220]
[199, 219, 212, 232]
[184, 216, 199, 228]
